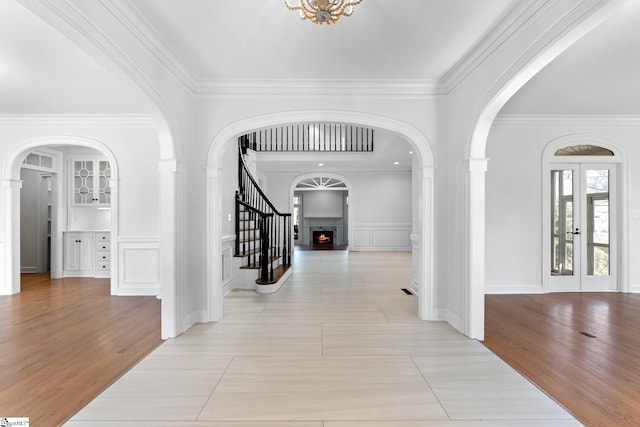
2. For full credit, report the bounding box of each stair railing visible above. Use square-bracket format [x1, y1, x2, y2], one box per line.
[235, 140, 292, 283]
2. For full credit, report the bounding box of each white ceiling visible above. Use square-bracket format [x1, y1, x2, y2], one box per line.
[0, 1, 638, 117]
[0, 0, 144, 114]
[128, 0, 515, 82]
[500, 1, 640, 116]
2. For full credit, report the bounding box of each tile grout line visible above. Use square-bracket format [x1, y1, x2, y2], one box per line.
[195, 355, 236, 422]
[410, 355, 453, 421]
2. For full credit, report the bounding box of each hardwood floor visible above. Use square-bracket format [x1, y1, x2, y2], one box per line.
[485, 292, 640, 427]
[0, 273, 162, 426]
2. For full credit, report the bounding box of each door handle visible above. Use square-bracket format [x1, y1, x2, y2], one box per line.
[573, 228, 580, 235]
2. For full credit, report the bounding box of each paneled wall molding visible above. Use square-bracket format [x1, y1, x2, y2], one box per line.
[352, 223, 412, 251]
[116, 236, 161, 296]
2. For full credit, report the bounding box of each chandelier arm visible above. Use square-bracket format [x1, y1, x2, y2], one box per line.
[285, 0, 362, 24]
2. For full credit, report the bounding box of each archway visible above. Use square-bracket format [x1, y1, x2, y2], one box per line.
[2, 137, 119, 296]
[464, 0, 630, 340]
[206, 110, 435, 324]
[289, 173, 353, 251]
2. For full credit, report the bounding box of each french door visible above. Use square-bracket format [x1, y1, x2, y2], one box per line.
[550, 163, 617, 291]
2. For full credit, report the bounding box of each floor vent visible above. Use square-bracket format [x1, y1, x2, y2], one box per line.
[580, 331, 597, 338]
[401, 288, 414, 295]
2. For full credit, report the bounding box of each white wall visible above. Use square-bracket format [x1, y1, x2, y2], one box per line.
[262, 171, 412, 251]
[486, 119, 640, 293]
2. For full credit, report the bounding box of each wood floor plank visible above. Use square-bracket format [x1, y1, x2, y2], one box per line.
[485, 293, 640, 427]
[0, 273, 162, 426]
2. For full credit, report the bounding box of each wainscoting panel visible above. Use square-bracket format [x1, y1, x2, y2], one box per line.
[352, 224, 411, 251]
[117, 237, 160, 296]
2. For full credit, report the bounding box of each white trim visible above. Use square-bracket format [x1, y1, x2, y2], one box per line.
[443, 0, 549, 92]
[196, 78, 443, 98]
[542, 135, 629, 294]
[1, 137, 119, 297]
[290, 172, 354, 251]
[493, 114, 640, 128]
[206, 110, 434, 329]
[485, 284, 544, 294]
[0, 114, 155, 128]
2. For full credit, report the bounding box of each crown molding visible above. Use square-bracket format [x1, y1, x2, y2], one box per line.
[194, 78, 445, 98]
[101, 0, 197, 91]
[0, 114, 156, 128]
[493, 114, 640, 128]
[441, 0, 550, 93]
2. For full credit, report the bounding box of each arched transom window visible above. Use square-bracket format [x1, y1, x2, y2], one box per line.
[296, 177, 346, 190]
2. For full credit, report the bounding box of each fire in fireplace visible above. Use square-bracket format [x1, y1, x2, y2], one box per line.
[312, 230, 334, 246]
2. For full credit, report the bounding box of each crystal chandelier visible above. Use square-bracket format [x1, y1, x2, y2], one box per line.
[285, 0, 363, 25]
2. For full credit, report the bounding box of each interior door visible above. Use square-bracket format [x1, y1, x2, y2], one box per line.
[550, 163, 616, 291]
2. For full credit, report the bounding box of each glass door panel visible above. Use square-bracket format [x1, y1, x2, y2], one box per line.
[551, 169, 575, 276]
[586, 169, 610, 276]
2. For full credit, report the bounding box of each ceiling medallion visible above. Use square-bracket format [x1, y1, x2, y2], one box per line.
[285, 0, 363, 25]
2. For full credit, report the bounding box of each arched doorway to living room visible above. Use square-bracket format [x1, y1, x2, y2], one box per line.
[206, 111, 435, 325]
[2, 137, 119, 296]
[290, 173, 352, 252]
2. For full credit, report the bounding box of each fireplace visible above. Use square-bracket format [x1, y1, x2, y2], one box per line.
[312, 230, 334, 247]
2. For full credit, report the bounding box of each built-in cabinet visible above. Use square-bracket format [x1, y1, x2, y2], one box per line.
[71, 158, 111, 206]
[94, 232, 111, 278]
[63, 231, 110, 278]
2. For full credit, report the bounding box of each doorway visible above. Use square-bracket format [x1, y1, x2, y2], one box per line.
[547, 145, 620, 292]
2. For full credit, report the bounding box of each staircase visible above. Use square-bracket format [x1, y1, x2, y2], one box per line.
[234, 140, 292, 293]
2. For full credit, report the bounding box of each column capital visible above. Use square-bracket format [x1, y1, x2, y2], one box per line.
[464, 158, 489, 173]
[1, 179, 23, 189]
[158, 159, 182, 174]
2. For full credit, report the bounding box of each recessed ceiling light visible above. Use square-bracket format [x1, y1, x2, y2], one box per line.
[318, 163, 324, 167]
[409, 151, 413, 154]
[394, 161, 400, 165]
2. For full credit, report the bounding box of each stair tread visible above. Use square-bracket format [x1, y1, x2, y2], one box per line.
[256, 264, 290, 285]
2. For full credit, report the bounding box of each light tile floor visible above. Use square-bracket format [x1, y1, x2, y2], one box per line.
[66, 250, 582, 426]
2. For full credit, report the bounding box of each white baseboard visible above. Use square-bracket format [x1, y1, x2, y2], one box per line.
[181, 309, 208, 334]
[20, 266, 38, 273]
[485, 284, 543, 294]
[630, 284, 640, 293]
[115, 286, 161, 296]
[446, 310, 464, 334]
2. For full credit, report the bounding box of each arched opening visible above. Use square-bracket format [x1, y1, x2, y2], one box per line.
[206, 111, 434, 324]
[2, 137, 119, 296]
[290, 173, 352, 252]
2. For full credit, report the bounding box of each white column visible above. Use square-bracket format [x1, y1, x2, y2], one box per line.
[417, 166, 435, 321]
[206, 166, 223, 322]
[158, 159, 181, 339]
[1, 179, 22, 295]
[464, 158, 488, 340]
